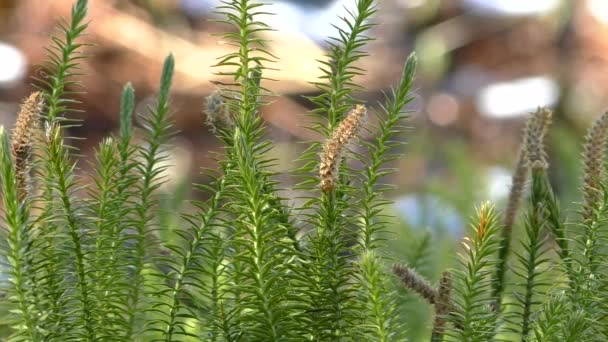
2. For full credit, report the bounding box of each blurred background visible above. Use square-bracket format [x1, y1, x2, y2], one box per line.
[0, 0, 606, 339]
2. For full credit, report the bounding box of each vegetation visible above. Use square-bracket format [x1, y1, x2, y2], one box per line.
[1, 0, 608, 341]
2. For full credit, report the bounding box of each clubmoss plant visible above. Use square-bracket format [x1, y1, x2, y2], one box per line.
[2, 0, 608, 341]
[394, 107, 608, 342]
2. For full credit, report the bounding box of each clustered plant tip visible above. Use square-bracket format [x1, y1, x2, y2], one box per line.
[319, 104, 367, 192]
[11, 92, 43, 201]
[581, 110, 608, 220]
[494, 106, 553, 309]
[524, 107, 553, 170]
[204, 90, 235, 133]
[393, 263, 438, 305]
[2, 0, 608, 341]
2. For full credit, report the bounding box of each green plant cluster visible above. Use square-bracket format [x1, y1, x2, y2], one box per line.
[1, 0, 608, 341]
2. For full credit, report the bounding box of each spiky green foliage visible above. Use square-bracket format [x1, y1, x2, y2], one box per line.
[1, 0, 422, 339]
[392, 109, 608, 341]
[355, 53, 416, 251]
[26, 1, 90, 339]
[0, 127, 39, 341]
[445, 203, 501, 341]
[125, 54, 176, 339]
[529, 293, 595, 342]
[354, 53, 416, 342]
[207, 2, 296, 340]
[504, 168, 556, 339]
[34, 0, 94, 334]
[292, 1, 383, 339]
[37, 0, 88, 124]
[45, 122, 96, 339]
